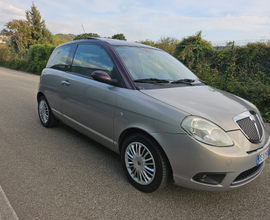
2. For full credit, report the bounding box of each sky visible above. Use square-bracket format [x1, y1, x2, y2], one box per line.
[1, 0, 270, 45]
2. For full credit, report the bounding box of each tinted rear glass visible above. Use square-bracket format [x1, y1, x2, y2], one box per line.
[47, 45, 71, 71]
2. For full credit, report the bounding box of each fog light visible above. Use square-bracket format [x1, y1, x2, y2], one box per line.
[193, 173, 226, 185]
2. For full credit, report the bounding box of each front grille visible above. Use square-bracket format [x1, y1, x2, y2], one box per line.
[232, 163, 263, 185]
[235, 113, 263, 143]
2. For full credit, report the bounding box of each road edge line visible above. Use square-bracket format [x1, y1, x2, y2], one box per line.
[0, 185, 19, 220]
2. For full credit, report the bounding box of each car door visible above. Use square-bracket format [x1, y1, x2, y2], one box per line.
[60, 43, 121, 150]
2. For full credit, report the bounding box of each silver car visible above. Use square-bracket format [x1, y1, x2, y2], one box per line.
[37, 38, 270, 192]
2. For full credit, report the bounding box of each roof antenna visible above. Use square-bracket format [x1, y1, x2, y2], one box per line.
[81, 25, 85, 33]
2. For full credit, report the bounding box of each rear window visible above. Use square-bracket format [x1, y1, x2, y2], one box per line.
[47, 45, 72, 71]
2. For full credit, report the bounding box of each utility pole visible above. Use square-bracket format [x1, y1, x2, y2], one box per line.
[81, 25, 85, 33]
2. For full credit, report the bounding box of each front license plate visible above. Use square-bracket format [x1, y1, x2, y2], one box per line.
[257, 147, 270, 165]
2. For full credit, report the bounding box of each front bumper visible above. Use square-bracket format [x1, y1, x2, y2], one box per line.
[151, 130, 270, 191]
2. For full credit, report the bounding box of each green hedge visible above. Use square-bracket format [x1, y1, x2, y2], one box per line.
[0, 44, 55, 74]
[173, 33, 270, 122]
[1, 35, 270, 122]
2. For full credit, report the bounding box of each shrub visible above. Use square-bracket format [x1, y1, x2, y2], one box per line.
[27, 44, 55, 74]
[174, 31, 215, 70]
[1, 32, 270, 121]
[174, 32, 270, 121]
[0, 46, 9, 63]
[156, 37, 179, 55]
[0, 43, 55, 74]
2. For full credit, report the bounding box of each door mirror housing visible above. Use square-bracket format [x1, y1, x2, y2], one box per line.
[92, 70, 118, 86]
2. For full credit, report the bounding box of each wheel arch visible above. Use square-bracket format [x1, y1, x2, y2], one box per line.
[118, 127, 173, 178]
[37, 91, 45, 102]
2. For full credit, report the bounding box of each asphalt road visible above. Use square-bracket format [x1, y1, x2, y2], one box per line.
[0, 67, 270, 220]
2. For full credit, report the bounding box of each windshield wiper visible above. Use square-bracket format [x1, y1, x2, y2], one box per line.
[171, 79, 195, 84]
[134, 78, 170, 84]
[199, 79, 207, 85]
[171, 79, 207, 86]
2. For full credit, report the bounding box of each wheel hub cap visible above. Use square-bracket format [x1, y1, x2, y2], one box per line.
[125, 142, 156, 185]
[39, 100, 49, 124]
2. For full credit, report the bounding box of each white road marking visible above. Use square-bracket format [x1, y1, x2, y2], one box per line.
[0, 185, 19, 220]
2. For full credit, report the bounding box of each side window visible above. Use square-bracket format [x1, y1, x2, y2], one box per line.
[47, 45, 71, 71]
[71, 44, 115, 78]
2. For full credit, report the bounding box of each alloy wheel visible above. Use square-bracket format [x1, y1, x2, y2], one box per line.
[124, 142, 156, 185]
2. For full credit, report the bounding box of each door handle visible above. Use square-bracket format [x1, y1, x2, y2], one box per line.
[61, 80, 70, 86]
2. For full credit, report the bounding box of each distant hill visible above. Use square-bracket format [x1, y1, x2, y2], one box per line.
[55, 34, 76, 42]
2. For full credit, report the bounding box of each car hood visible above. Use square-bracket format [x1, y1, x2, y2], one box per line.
[140, 85, 257, 131]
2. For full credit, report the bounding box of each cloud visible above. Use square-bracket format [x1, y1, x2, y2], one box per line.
[157, 15, 270, 31]
[46, 20, 76, 34]
[0, 1, 25, 27]
[1, 0, 270, 43]
[153, 0, 270, 17]
[45, 11, 270, 42]
[39, 0, 68, 11]
[77, 0, 124, 13]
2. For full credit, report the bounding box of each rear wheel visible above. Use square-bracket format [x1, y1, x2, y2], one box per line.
[38, 96, 59, 128]
[121, 133, 169, 193]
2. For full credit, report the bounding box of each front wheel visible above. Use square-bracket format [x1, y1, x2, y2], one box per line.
[121, 133, 170, 193]
[38, 96, 59, 128]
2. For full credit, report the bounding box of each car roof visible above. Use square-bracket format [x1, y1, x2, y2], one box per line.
[69, 38, 156, 49]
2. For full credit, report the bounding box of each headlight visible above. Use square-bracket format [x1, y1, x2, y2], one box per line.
[181, 116, 233, 147]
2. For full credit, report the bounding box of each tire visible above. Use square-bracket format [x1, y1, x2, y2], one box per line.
[38, 96, 59, 128]
[121, 133, 170, 193]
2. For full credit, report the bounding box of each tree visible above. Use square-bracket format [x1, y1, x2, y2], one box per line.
[3, 19, 32, 57]
[3, 2, 54, 53]
[54, 35, 68, 45]
[112, 33, 126, 41]
[55, 33, 75, 42]
[136, 39, 156, 47]
[156, 37, 179, 55]
[74, 33, 100, 40]
[26, 2, 54, 46]
[174, 31, 214, 69]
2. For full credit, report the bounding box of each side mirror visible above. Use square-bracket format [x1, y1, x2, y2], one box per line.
[92, 70, 118, 86]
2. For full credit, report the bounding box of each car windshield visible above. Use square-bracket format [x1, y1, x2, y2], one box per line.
[113, 46, 198, 82]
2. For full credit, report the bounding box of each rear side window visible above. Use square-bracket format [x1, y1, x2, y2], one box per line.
[47, 45, 71, 71]
[71, 44, 114, 77]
